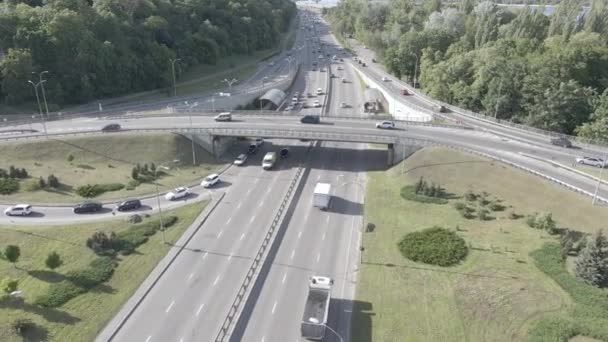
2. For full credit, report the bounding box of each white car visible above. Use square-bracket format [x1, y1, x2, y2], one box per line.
[382, 76, 389, 82]
[376, 121, 395, 129]
[576, 156, 606, 168]
[292, 97, 299, 104]
[4, 204, 32, 216]
[340, 102, 347, 108]
[316, 88, 323, 95]
[165, 187, 191, 200]
[218, 92, 231, 97]
[318, 55, 324, 59]
[313, 100, 321, 107]
[234, 154, 248, 166]
[284, 105, 294, 112]
[201, 174, 221, 188]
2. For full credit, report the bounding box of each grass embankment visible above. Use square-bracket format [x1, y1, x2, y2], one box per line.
[0, 133, 222, 203]
[353, 147, 608, 342]
[0, 201, 207, 341]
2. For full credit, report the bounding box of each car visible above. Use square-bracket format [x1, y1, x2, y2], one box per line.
[313, 100, 321, 107]
[339, 58, 344, 62]
[4, 204, 32, 216]
[73, 202, 103, 214]
[382, 76, 389, 82]
[164, 187, 191, 201]
[400, 89, 410, 95]
[337, 66, 343, 70]
[284, 105, 294, 112]
[255, 138, 264, 147]
[201, 174, 221, 188]
[214, 112, 232, 121]
[116, 199, 141, 212]
[294, 91, 300, 97]
[101, 123, 121, 132]
[318, 55, 324, 59]
[248, 144, 258, 154]
[361, 62, 366, 67]
[341, 78, 347, 83]
[312, 61, 317, 66]
[218, 92, 231, 97]
[280, 148, 289, 159]
[376, 121, 395, 129]
[576, 156, 606, 167]
[301, 115, 321, 124]
[320, 67, 326, 72]
[234, 154, 248, 166]
[292, 97, 299, 104]
[436, 105, 448, 113]
[340, 102, 347, 108]
[316, 88, 323, 95]
[372, 58, 377, 63]
[353, 57, 358, 61]
[551, 136, 572, 148]
[307, 92, 313, 98]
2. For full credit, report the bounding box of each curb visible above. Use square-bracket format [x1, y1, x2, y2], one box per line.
[96, 192, 226, 342]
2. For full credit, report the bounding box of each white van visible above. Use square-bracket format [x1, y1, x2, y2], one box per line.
[214, 112, 232, 122]
[262, 152, 277, 170]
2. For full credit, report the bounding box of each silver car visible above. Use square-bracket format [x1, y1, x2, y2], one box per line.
[576, 156, 606, 168]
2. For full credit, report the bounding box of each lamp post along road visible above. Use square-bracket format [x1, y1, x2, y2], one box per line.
[34, 71, 50, 115]
[154, 167, 166, 244]
[592, 152, 608, 205]
[222, 78, 238, 92]
[171, 58, 182, 97]
[27, 79, 48, 137]
[184, 101, 197, 166]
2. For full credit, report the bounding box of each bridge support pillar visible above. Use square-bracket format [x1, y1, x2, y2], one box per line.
[388, 142, 421, 165]
[178, 131, 235, 159]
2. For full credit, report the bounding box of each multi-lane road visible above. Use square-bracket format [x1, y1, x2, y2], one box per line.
[2, 6, 608, 342]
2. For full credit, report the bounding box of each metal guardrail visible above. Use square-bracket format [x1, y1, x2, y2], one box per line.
[214, 161, 306, 341]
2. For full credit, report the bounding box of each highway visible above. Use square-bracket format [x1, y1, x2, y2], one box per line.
[1, 7, 607, 342]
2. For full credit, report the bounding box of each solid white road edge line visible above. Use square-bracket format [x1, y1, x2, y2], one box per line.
[145, 335, 152, 342]
[272, 301, 278, 315]
[290, 250, 295, 260]
[165, 300, 175, 313]
[196, 304, 205, 317]
[282, 273, 287, 284]
[213, 275, 220, 286]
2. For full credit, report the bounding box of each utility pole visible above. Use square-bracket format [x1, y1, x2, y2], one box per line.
[222, 78, 238, 92]
[171, 58, 181, 97]
[592, 152, 607, 205]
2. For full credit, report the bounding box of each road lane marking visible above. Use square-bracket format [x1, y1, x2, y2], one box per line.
[165, 300, 175, 313]
[188, 273, 194, 280]
[218, 231, 223, 239]
[326, 216, 330, 223]
[179, 338, 183, 342]
[261, 337, 265, 342]
[145, 336, 152, 342]
[258, 200, 264, 208]
[228, 253, 233, 261]
[316, 253, 320, 263]
[203, 252, 208, 260]
[213, 275, 220, 286]
[240, 233, 245, 241]
[237, 202, 242, 210]
[322, 233, 326, 241]
[250, 215, 256, 223]
[196, 304, 205, 316]
[272, 301, 278, 314]
[226, 217, 232, 225]
[282, 273, 287, 284]
[297, 231, 302, 239]
[290, 250, 295, 260]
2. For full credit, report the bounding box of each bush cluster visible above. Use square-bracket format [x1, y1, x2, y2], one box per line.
[76, 183, 124, 198]
[86, 216, 178, 255]
[0, 166, 28, 179]
[0, 177, 19, 194]
[413, 177, 444, 198]
[34, 257, 116, 307]
[575, 230, 608, 288]
[456, 190, 507, 220]
[131, 163, 159, 182]
[398, 227, 468, 266]
[526, 213, 558, 234]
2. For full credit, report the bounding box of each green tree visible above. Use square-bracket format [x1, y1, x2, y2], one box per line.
[574, 230, 608, 287]
[45, 251, 63, 270]
[0, 48, 33, 104]
[4, 245, 21, 268]
[38, 177, 46, 189]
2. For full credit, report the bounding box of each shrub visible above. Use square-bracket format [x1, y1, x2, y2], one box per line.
[453, 202, 467, 211]
[86, 231, 117, 255]
[38, 177, 46, 189]
[1, 277, 19, 294]
[66, 153, 74, 162]
[398, 227, 468, 266]
[126, 179, 140, 190]
[574, 230, 608, 287]
[76, 183, 124, 197]
[477, 208, 491, 221]
[488, 202, 505, 211]
[508, 211, 520, 220]
[526, 214, 538, 228]
[0, 177, 19, 194]
[45, 251, 63, 270]
[0, 168, 7, 178]
[400, 185, 448, 204]
[526, 212, 558, 234]
[131, 167, 139, 180]
[464, 190, 477, 201]
[128, 214, 143, 224]
[34, 280, 84, 307]
[47, 174, 60, 188]
[4, 245, 20, 267]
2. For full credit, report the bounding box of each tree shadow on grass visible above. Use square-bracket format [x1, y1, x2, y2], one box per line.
[88, 283, 116, 294]
[27, 270, 66, 283]
[43, 183, 74, 196]
[0, 297, 80, 325]
[22, 322, 49, 342]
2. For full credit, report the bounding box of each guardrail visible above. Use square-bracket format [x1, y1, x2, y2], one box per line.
[214, 160, 306, 341]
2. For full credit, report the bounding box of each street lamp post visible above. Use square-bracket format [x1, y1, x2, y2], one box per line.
[592, 152, 608, 205]
[154, 166, 170, 244]
[33, 71, 50, 115]
[260, 77, 268, 112]
[171, 58, 182, 97]
[222, 78, 238, 92]
[184, 101, 197, 166]
[27, 80, 48, 137]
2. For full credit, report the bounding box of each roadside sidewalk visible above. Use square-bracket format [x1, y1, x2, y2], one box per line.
[95, 191, 225, 342]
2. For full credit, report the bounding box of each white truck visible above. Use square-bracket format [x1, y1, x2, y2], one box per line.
[313, 183, 331, 210]
[301, 276, 334, 340]
[262, 152, 277, 170]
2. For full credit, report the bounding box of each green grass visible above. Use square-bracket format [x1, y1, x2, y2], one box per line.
[353, 146, 608, 342]
[0, 133, 222, 203]
[0, 200, 207, 341]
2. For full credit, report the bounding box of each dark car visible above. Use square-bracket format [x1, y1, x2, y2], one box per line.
[300, 115, 320, 124]
[116, 199, 141, 212]
[248, 144, 258, 154]
[101, 123, 121, 132]
[73, 202, 103, 214]
[551, 136, 573, 148]
[280, 148, 289, 159]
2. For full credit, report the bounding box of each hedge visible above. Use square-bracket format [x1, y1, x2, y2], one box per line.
[76, 183, 125, 197]
[400, 185, 448, 204]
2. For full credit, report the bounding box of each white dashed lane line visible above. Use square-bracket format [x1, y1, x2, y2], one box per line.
[165, 300, 175, 313]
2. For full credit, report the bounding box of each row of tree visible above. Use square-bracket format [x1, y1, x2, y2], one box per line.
[0, 0, 296, 108]
[326, 0, 608, 140]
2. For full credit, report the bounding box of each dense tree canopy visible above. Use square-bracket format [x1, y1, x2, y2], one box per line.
[0, 0, 296, 107]
[327, 0, 608, 140]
